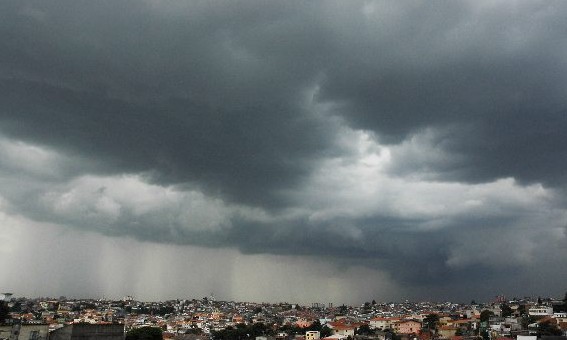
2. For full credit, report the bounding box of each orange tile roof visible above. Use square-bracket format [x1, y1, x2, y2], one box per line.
[370, 317, 401, 321]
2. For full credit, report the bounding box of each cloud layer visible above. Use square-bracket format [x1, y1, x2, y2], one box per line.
[1, 0, 566, 303]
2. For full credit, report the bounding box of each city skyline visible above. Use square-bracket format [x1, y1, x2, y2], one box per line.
[3, 292, 566, 306]
[1, 1, 567, 305]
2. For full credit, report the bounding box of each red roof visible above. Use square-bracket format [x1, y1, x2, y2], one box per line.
[370, 317, 401, 321]
[332, 324, 355, 330]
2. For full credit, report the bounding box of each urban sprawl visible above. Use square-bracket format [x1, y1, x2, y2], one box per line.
[1, 293, 566, 340]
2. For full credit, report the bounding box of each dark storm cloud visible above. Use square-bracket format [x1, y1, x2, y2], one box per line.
[1, 0, 567, 301]
[222, 213, 562, 291]
[3, 1, 567, 197]
[317, 1, 567, 187]
[0, 79, 330, 207]
[0, 0, 337, 207]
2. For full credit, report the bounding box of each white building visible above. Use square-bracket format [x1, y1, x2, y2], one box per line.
[369, 317, 399, 330]
[553, 312, 567, 325]
[306, 331, 320, 340]
[528, 306, 554, 316]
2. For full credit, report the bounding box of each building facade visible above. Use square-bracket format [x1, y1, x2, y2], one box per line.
[49, 324, 124, 340]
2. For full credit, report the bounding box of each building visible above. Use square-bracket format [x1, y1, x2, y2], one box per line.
[329, 324, 355, 338]
[0, 324, 49, 340]
[321, 336, 347, 340]
[517, 336, 537, 340]
[306, 331, 320, 340]
[437, 326, 458, 339]
[49, 324, 124, 340]
[369, 317, 400, 330]
[393, 320, 421, 334]
[529, 307, 554, 317]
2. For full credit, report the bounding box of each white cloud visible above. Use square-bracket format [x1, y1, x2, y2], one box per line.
[39, 174, 255, 233]
[0, 137, 66, 179]
[1, 128, 565, 279]
[300, 128, 560, 230]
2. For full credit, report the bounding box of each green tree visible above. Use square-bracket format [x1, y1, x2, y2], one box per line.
[126, 327, 163, 340]
[385, 329, 401, 340]
[423, 314, 439, 332]
[537, 321, 563, 337]
[187, 327, 202, 335]
[356, 324, 374, 335]
[537, 320, 563, 336]
[307, 320, 322, 332]
[11, 301, 21, 313]
[277, 323, 303, 336]
[480, 310, 494, 323]
[250, 322, 273, 337]
[0, 302, 9, 325]
[214, 322, 275, 340]
[321, 326, 332, 338]
[521, 315, 536, 329]
[501, 304, 513, 318]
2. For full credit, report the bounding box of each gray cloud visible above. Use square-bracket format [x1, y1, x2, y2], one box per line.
[1, 0, 567, 302]
[0, 0, 337, 208]
[317, 1, 567, 187]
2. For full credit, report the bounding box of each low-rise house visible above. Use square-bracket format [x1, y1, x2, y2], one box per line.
[487, 316, 511, 335]
[438, 326, 458, 339]
[554, 313, 567, 324]
[332, 324, 355, 337]
[448, 318, 477, 333]
[369, 317, 400, 330]
[393, 320, 421, 334]
[438, 316, 453, 328]
[306, 330, 320, 340]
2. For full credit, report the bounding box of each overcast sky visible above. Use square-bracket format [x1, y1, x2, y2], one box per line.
[1, 0, 566, 305]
